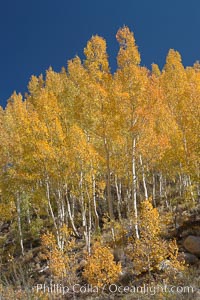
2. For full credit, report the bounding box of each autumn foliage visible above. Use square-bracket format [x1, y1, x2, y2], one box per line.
[41, 226, 76, 281]
[0, 26, 199, 296]
[83, 242, 121, 287]
[129, 200, 185, 276]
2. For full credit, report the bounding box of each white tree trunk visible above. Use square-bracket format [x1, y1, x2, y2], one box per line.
[80, 172, 89, 250]
[64, 185, 80, 238]
[92, 173, 99, 231]
[46, 180, 61, 248]
[140, 155, 148, 200]
[132, 138, 139, 239]
[16, 192, 24, 256]
[115, 175, 122, 222]
[152, 173, 156, 207]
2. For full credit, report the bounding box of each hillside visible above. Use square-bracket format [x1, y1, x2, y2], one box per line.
[0, 26, 199, 299]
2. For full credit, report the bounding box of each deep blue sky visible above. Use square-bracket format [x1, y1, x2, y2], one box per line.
[1, 0, 200, 107]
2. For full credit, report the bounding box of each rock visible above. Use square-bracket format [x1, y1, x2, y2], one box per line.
[119, 270, 134, 284]
[158, 259, 172, 271]
[176, 220, 200, 238]
[38, 275, 46, 283]
[113, 247, 125, 264]
[158, 259, 183, 277]
[183, 236, 200, 256]
[78, 259, 87, 269]
[178, 252, 199, 264]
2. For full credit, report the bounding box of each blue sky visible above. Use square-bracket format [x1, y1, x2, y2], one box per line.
[0, 0, 200, 107]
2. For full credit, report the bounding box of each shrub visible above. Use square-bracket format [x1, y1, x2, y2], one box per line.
[83, 241, 121, 287]
[129, 200, 185, 276]
[41, 225, 77, 282]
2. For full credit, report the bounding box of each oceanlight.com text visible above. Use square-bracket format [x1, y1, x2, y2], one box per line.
[35, 282, 199, 296]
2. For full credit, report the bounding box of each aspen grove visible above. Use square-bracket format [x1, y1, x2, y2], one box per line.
[0, 27, 199, 290]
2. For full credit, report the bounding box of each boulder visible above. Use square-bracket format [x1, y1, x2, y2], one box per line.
[158, 259, 173, 271]
[113, 247, 125, 264]
[178, 252, 199, 264]
[78, 259, 87, 269]
[183, 236, 200, 256]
